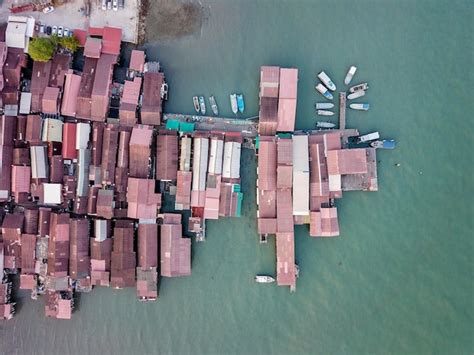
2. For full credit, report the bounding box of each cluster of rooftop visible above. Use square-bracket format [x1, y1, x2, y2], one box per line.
[257, 66, 378, 292]
[0, 21, 245, 320]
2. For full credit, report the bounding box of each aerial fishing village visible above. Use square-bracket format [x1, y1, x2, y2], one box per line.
[0, 15, 394, 320]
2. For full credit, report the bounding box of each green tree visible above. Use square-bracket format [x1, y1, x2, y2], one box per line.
[28, 37, 56, 62]
[59, 35, 80, 53]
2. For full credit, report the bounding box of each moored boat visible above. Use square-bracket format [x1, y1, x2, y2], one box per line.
[356, 131, 380, 143]
[209, 95, 219, 115]
[315, 83, 333, 100]
[317, 71, 336, 91]
[255, 275, 275, 283]
[199, 96, 206, 115]
[347, 90, 366, 100]
[193, 96, 200, 113]
[230, 94, 238, 114]
[317, 110, 334, 116]
[315, 102, 334, 109]
[370, 139, 396, 149]
[237, 94, 245, 113]
[349, 82, 369, 93]
[349, 103, 370, 111]
[344, 66, 357, 85]
[316, 121, 336, 129]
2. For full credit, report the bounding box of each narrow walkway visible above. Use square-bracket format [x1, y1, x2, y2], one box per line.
[339, 92, 346, 130]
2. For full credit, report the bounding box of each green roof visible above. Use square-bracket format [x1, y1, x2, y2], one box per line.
[179, 122, 195, 133]
[165, 120, 180, 130]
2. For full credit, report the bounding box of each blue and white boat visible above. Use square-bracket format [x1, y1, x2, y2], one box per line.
[315, 83, 333, 100]
[349, 103, 370, 111]
[315, 102, 334, 109]
[317, 71, 336, 91]
[370, 140, 396, 149]
[237, 94, 245, 113]
[199, 96, 206, 115]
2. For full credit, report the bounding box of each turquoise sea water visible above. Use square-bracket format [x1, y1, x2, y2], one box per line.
[1, 1, 473, 354]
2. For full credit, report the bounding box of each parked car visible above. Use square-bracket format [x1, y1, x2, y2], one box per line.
[43, 6, 55, 14]
[113, 0, 118, 11]
[118, 0, 124, 8]
[40, 24, 45, 34]
[101, 0, 107, 10]
[58, 26, 63, 37]
[46, 26, 52, 35]
[64, 28, 69, 37]
[107, 0, 112, 10]
[52, 26, 57, 35]
[34, 24, 40, 32]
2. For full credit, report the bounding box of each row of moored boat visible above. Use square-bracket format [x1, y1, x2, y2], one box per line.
[193, 94, 245, 116]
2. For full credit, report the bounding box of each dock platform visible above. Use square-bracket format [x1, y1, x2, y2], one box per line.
[341, 148, 378, 191]
[339, 92, 346, 130]
[163, 113, 258, 138]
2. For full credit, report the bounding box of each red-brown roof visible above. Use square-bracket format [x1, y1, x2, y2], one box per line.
[129, 50, 145, 72]
[141, 72, 164, 126]
[62, 122, 77, 160]
[84, 37, 102, 58]
[102, 26, 122, 55]
[61, 72, 81, 117]
[160, 222, 191, 277]
[327, 149, 368, 175]
[156, 133, 178, 181]
[42, 86, 60, 114]
[275, 232, 296, 288]
[127, 178, 161, 219]
[258, 139, 277, 191]
[11, 165, 30, 193]
[138, 223, 158, 268]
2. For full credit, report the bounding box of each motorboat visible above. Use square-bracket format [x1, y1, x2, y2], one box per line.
[230, 94, 238, 114]
[347, 90, 366, 100]
[255, 275, 275, 283]
[349, 82, 369, 93]
[315, 102, 334, 109]
[356, 131, 380, 143]
[193, 96, 200, 113]
[315, 83, 333, 100]
[317, 71, 336, 91]
[237, 94, 245, 113]
[344, 66, 357, 85]
[370, 139, 396, 149]
[209, 96, 219, 115]
[349, 103, 370, 111]
[199, 96, 206, 115]
[316, 121, 336, 129]
[317, 110, 334, 116]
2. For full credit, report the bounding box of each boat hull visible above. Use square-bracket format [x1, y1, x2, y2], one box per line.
[317, 110, 334, 116]
[316, 122, 336, 128]
[193, 96, 200, 113]
[230, 94, 238, 114]
[349, 82, 369, 93]
[199, 96, 206, 115]
[315, 103, 334, 109]
[347, 90, 366, 100]
[317, 71, 336, 91]
[237, 94, 245, 113]
[315, 84, 333, 100]
[344, 66, 357, 85]
[349, 103, 370, 111]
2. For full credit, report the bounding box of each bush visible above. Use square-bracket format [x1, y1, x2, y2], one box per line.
[59, 36, 80, 53]
[28, 37, 57, 62]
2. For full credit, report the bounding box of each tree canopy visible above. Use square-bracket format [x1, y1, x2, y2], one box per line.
[28, 37, 56, 62]
[59, 35, 80, 52]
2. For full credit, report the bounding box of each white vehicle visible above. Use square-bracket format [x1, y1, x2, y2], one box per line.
[57, 26, 63, 37]
[347, 90, 366, 100]
[101, 0, 107, 10]
[52, 26, 57, 35]
[63, 28, 69, 37]
[39, 24, 45, 34]
[315, 83, 333, 100]
[317, 71, 336, 91]
[349, 82, 369, 93]
[356, 131, 380, 143]
[349, 103, 370, 111]
[317, 110, 334, 116]
[344, 66, 357, 85]
[42, 6, 55, 14]
[107, 0, 112, 10]
[315, 102, 334, 109]
[113, 0, 118, 11]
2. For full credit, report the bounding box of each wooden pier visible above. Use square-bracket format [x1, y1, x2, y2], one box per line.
[339, 92, 346, 130]
[163, 113, 258, 138]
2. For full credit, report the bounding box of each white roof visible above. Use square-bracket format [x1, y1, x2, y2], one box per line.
[6, 16, 29, 50]
[328, 174, 341, 192]
[293, 171, 309, 216]
[43, 183, 62, 204]
[30, 146, 48, 179]
[19, 92, 32, 114]
[208, 138, 223, 175]
[292, 135, 309, 172]
[222, 141, 241, 179]
[76, 123, 91, 149]
[42, 118, 63, 143]
[94, 219, 108, 242]
[76, 149, 91, 197]
[179, 137, 192, 172]
[192, 137, 208, 191]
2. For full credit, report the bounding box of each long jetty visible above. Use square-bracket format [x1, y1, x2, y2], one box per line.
[339, 92, 346, 130]
[163, 113, 258, 138]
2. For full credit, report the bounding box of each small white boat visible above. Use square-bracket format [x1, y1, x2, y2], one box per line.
[356, 131, 380, 143]
[209, 95, 219, 115]
[193, 96, 200, 113]
[349, 82, 369, 93]
[315, 102, 334, 109]
[230, 94, 238, 114]
[316, 121, 336, 129]
[317, 71, 336, 91]
[315, 83, 333, 100]
[349, 103, 370, 111]
[199, 96, 206, 115]
[347, 90, 366, 100]
[317, 110, 334, 116]
[255, 275, 275, 283]
[344, 66, 357, 85]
